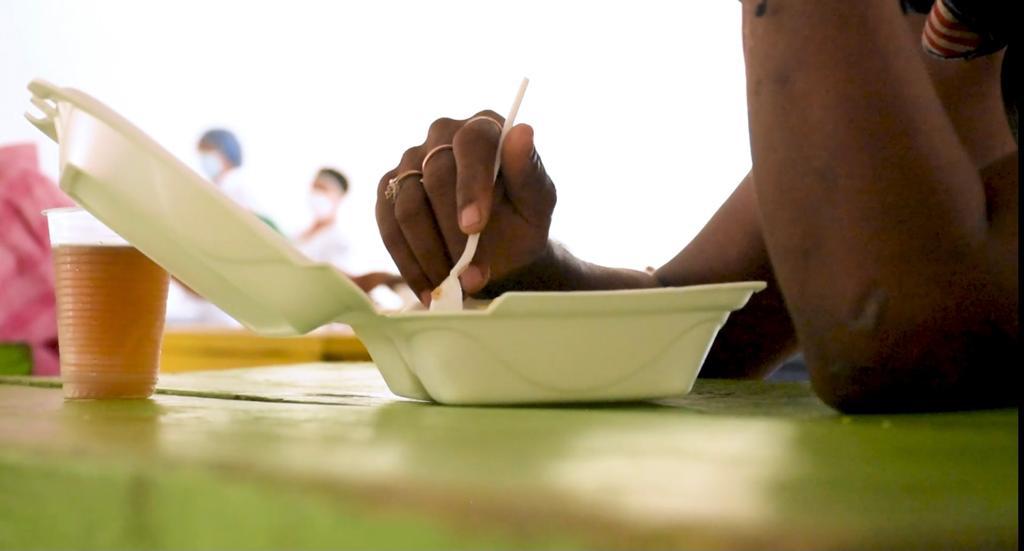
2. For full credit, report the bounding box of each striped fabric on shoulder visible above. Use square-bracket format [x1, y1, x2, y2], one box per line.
[922, 0, 983, 57]
[921, 0, 1011, 59]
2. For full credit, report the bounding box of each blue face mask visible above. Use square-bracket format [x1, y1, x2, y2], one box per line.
[198, 152, 224, 180]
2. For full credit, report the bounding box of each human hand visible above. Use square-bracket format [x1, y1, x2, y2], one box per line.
[376, 112, 556, 304]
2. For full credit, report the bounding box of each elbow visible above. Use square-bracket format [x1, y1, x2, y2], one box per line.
[808, 359, 901, 414]
[804, 341, 1018, 414]
[800, 314, 1018, 414]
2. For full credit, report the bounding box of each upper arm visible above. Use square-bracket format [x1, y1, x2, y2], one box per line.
[740, 1, 1018, 411]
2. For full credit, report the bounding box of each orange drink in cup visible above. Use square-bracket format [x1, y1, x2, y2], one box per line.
[45, 207, 168, 399]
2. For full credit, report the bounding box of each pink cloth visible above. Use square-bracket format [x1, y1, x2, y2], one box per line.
[0, 143, 73, 375]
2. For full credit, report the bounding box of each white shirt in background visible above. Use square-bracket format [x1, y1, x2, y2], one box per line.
[295, 219, 411, 311]
[295, 221, 353, 270]
[218, 168, 262, 214]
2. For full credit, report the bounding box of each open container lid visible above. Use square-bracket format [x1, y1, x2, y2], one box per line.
[26, 79, 376, 336]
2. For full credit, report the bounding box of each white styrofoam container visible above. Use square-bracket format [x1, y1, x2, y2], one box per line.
[26, 79, 765, 405]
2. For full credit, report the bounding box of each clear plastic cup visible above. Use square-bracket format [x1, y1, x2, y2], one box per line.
[44, 207, 169, 399]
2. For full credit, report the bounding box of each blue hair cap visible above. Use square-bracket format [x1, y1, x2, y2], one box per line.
[199, 128, 243, 167]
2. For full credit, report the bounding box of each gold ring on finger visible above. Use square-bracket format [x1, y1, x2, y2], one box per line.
[421, 144, 453, 172]
[464, 115, 503, 133]
[385, 169, 423, 202]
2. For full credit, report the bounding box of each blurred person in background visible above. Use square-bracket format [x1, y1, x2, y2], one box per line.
[296, 168, 355, 267]
[295, 167, 410, 308]
[166, 128, 275, 326]
[196, 128, 278, 231]
[0, 143, 73, 375]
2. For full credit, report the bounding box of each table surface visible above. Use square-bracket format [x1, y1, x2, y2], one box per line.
[0, 343, 31, 375]
[0, 364, 1016, 550]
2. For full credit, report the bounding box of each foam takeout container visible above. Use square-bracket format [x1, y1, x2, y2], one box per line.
[26, 79, 766, 404]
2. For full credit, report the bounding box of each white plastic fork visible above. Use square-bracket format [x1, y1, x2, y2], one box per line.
[429, 77, 530, 312]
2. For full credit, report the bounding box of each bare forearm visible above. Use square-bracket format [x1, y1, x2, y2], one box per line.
[657, 174, 796, 377]
[475, 241, 657, 298]
[655, 174, 766, 286]
[481, 175, 770, 295]
[480, 174, 798, 378]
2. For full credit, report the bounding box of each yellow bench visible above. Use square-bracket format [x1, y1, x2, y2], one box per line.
[159, 326, 370, 373]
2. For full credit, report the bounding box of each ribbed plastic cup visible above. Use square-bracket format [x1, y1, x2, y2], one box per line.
[44, 207, 168, 399]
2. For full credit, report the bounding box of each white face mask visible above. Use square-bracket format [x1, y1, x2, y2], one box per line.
[198, 152, 224, 180]
[309, 192, 338, 221]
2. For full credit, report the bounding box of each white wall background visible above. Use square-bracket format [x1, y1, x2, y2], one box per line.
[0, 0, 751, 273]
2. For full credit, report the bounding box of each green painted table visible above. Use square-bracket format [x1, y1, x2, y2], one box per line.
[0, 344, 31, 376]
[0, 364, 1016, 550]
